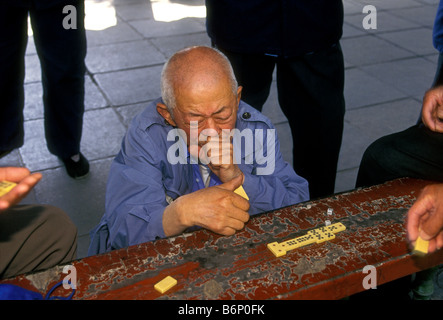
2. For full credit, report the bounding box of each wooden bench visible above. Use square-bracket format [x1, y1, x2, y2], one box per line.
[1, 178, 442, 300]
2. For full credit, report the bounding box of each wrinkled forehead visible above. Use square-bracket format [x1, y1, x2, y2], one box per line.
[174, 68, 236, 105]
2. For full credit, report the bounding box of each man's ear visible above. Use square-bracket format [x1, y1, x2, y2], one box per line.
[156, 102, 177, 127]
[236, 86, 243, 105]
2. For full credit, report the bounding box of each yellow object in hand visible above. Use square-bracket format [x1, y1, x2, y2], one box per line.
[0, 181, 17, 197]
[234, 185, 249, 200]
[413, 236, 429, 255]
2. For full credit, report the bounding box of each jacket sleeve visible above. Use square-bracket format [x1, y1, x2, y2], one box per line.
[103, 125, 169, 250]
[239, 122, 310, 214]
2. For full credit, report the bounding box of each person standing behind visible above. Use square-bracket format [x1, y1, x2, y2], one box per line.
[0, 0, 89, 179]
[205, 0, 346, 198]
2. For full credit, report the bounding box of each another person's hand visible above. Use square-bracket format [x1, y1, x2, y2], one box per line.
[422, 85, 443, 133]
[407, 183, 443, 253]
[0, 167, 42, 211]
[163, 174, 250, 237]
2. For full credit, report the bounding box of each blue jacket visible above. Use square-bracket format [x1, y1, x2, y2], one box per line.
[88, 99, 309, 255]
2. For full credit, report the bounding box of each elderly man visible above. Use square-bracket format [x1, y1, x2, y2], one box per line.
[88, 46, 309, 254]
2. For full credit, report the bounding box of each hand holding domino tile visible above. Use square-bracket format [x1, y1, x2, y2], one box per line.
[407, 183, 443, 254]
[162, 174, 250, 238]
[0, 167, 42, 212]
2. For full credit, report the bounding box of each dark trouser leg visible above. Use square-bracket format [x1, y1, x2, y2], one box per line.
[215, 48, 276, 112]
[0, 5, 28, 151]
[356, 124, 443, 188]
[355, 125, 443, 300]
[30, 1, 86, 159]
[276, 44, 346, 199]
[0, 205, 77, 279]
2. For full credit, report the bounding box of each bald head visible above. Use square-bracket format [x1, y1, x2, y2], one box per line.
[161, 46, 238, 114]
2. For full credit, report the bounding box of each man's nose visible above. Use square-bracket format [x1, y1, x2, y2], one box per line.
[204, 118, 222, 135]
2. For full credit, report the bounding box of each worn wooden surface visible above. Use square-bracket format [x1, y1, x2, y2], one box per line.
[1, 178, 442, 300]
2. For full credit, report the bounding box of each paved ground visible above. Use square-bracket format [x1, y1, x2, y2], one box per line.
[1, 0, 442, 299]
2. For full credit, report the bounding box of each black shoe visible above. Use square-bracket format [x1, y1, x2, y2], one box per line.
[62, 153, 90, 179]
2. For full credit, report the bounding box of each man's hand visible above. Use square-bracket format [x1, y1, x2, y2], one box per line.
[0, 167, 42, 212]
[198, 130, 243, 183]
[422, 86, 443, 133]
[163, 174, 250, 237]
[407, 184, 443, 253]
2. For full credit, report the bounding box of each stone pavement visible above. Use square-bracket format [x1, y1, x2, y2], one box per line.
[1, 0, 442, 299]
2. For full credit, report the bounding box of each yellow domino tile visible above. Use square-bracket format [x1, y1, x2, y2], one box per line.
[154, 276, 177, 294]
[267, 242, 286, 257]
[267, 222, 346, 257]
[313, 232, 335, 244]
[234, 186, 249, 200]
[0, 181, 17, 197]
[326, 222, 346, 233]
[309, 226, 329, 234]
[268, 232, 328, 257]
[282, 234, 316, 250]
[413, 236, 429, 255]
[308, 222, 346, 235]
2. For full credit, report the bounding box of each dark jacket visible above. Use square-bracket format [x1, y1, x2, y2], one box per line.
[1, 0, 80, 9]
[433, 0, 443, 53]
[205, 0, 343, 58]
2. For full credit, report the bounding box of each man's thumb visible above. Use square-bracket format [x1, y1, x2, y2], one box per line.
[420, 216, 441, 241]
[219, 174, 244, 191]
